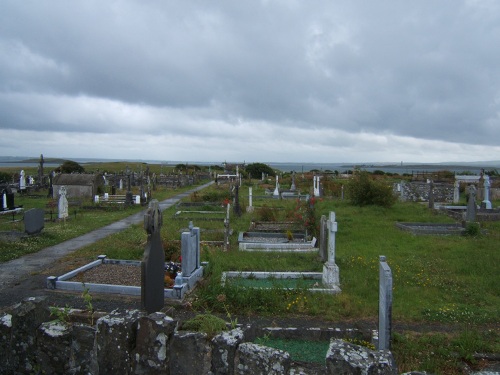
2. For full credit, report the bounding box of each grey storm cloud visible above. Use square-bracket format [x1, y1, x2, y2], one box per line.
[0, 0, 499, 162]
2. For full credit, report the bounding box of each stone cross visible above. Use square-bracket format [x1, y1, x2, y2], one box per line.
[378, 256, 393, 351]
[482, 176, 492, 209]
[326, 212, 337, 264]
[141, 199, 165, 313]
[322, 211, 339, 287]
[58, 186, 68, 220]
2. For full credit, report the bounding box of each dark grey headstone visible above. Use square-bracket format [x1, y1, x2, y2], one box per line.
[141, 200, 165, 314]
[24, 208, 45, 235]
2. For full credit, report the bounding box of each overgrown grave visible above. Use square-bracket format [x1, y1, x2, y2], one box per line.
[226, 186, 341, 293]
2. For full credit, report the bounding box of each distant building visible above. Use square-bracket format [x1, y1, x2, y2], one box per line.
[52, 174, 104, 199]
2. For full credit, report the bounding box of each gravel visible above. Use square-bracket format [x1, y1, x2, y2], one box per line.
[73, 264, 142, 286]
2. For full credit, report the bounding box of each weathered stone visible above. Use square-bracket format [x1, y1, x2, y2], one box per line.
[235, 342, 291, 375]
[9, 296, 51, 373]
[211, 327, 245, 375]
[69, 323, 98, 375]
[0, 312, 14, 374]
[133, 312, 176, 375]
[326, 339, 397, 375]
[96, 309, 145, 374]
[36, 320, 73, 374]
[170, 330, 212, 375]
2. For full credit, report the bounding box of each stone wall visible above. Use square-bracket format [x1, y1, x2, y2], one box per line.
[0, 297, 397, 375]
[394, 182, 454, 203]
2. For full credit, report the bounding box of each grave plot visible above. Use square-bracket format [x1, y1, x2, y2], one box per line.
[47, 201, 205, 302]
[172, 201, 227, 221]
[226, 211, 340, 294]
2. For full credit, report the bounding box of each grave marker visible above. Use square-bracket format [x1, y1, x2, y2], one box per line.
[181, 222, 200, 277]
[24, 208, 45, 235]
[465, 185, 477, 222]
[322, 212, 339, 287]
[19, 170, 26, 192]
[58, 186, 69, 220]
[482, 176, 492, 209]
[141, 199, 165, 313]
[378, 255, 393, 351]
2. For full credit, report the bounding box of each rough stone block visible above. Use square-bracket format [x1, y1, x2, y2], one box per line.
[96, 309, 145, 374]
[69, 323, 98, 374]
[235, 342, 291, 375]
[36, 321, 73, 374]
[326, 339, 397, 375]
[170, 330, 212, 375]
[133, 312, 177, 375]
[211, 327, 245, 375]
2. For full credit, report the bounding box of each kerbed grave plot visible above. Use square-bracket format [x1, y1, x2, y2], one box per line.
[227, 211, 340, 294]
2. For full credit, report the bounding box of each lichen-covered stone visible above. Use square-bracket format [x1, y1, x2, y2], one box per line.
[170, 330, 212, 375]
[326, 339, 397, 375]
[133, 312, 176, 375]
[96, 309, 145, 374]
[212, 327, 245, 375]
[8, 296, 50, 373]
[235, 342, 291, 375]
[36, 320, 73, 374]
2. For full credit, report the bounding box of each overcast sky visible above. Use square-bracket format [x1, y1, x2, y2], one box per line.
[1, 1, 499, 164]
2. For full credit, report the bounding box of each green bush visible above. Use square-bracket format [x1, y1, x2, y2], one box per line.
[346, 172, 396, 207]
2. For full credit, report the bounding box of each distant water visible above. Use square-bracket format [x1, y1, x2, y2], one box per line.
[0, 156, 496, 175]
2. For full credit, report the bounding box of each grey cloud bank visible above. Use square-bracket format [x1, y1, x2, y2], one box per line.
[1, 1, 499, 164]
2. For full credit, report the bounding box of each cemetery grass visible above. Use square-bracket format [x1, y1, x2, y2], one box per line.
[43, 184, 500, 374]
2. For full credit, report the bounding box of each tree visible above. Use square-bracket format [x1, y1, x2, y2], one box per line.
[57, 160, 85, 174]
[245, 163, 275, 179]
[346, 171, 396, 207]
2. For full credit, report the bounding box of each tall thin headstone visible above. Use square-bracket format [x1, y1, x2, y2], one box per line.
[38, 154, 44, 185]
[290, 172, 296, 192]
[273, 175, 280, 198]
[465, 184, 477, 222]
[428, 180, 434, 209]
[319, 215, 327, 262]
[141, 199, 165, 313]
[453, 180, 460, 203]
[58, 186, 69, 220]
[482, 175, 492, 209]
[378, 255, 393, 351]
[19, 170, 26, 192]
[247, 187, 254, 213]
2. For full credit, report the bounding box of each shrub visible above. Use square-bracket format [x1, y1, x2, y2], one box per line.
[346, 172, 396, 207]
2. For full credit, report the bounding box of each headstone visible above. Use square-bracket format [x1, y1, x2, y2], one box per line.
[313, 176, 321, 197]
[38, 154, 44, 184]
[1, 190, 6, 211]
[290, 172, 296, 192]
[19, 170, 26, 192]
[319, 215, 327, 262]
[273, 176, 280, 198]
[465, 184, 477, 222]
[233, 185, 242, 217]
[428, 180, 434, 209]
[141, 199, 165, 314]
[482, 176, 492, 209]
[119, 179, 123, 190]
[24, 208, 45, 235]
[58, 186, 68, 220]
[181, 222, 200, 277]
[322, 211, 339, 287]
[378, 255, 393, 351]
[6, 190, 15, 210]
[453, 180, 460, 203]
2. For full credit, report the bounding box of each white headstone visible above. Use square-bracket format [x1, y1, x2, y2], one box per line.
[273, 176, 280, 197]
[322, 211, 340, 287]
[378, 255, 393, 351]
[19, 170, 26, 191]
[58, 186, 69, 219]
[482, 176, 492, 209]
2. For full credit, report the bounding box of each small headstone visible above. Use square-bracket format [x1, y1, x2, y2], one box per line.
[290, 171, 296, 192]
[141, 199, 165, 313]
[273, 176, 280, 197]
[24, 208, 45, 235]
